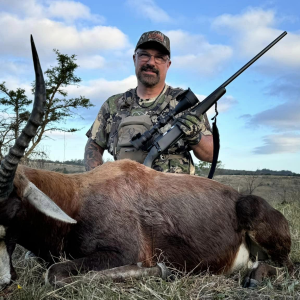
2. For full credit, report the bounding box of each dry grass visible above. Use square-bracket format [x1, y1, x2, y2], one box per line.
[2, 176, 300, 300]
[3, 250, 300, 299]
[214, 175, 300, 205]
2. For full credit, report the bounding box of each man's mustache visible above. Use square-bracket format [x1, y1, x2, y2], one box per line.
[141, 65, 159, 74]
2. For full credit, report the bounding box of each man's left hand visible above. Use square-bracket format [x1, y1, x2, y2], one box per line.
[176, 112, 204, 145]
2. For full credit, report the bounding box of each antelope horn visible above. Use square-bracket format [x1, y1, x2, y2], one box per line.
[0, 35, 46, 201]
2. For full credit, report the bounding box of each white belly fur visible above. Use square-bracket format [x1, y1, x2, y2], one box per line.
[228, 243, 250, 273]
[0, 225, 11, 288]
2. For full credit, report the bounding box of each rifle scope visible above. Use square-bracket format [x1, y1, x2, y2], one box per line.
[130, 88, 199, 150]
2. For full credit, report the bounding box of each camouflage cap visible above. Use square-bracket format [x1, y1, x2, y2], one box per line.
[135, 31, 170, 56]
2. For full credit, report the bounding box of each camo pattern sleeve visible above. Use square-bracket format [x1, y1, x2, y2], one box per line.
[202, 113, 212, 136]
[88, 100, 111, 149]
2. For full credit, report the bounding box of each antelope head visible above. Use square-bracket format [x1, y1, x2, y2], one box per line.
[0, 36, 76, 289]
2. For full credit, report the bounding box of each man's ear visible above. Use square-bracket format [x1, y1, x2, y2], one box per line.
[167, 59, 171, 69]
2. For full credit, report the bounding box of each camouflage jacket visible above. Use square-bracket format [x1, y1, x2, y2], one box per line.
[87, 85, 212, 174]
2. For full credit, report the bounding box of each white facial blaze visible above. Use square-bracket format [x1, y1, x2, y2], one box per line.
[0, 226, 11, 288]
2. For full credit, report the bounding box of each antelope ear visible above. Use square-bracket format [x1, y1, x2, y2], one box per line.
[23, 182, 77, 224]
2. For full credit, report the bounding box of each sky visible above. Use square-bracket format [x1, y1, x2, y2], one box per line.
[0, 0, 299, 173]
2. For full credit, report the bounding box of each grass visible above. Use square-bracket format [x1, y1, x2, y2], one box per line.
[277, 202, 300, 263]
[2, 201, 300, 299]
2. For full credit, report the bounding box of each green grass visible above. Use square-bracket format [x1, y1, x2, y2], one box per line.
[2, 201, 300, 300]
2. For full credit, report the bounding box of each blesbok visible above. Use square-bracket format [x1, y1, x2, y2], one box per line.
[0, 37, 292, 290]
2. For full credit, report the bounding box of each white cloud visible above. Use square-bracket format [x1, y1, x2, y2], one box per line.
[253, 134, 300, 154]
[215, 95, 238, 113]
[46, 130, 77, 139]
[265, 73, 300, 100]
[246, 100, 300, 131]
[0, 0, 45, 18]
[166, 30, 232, 75]
[212, 8, 276, 31]
[0, 0, 104, 23]
[0, 13, 129, 57]
[0, 60, 30, 77]
[126, 0, 172, 23]
[77, 55, 106, 69]
[0, 1, 133, 96]
[196, 94, 237, 118]
[211, 8, 300, 68]
[66, 75, 137, 106]
[0, 111, 14, 119]
[0, 78, 33, 98]
[246, 74, 300, 133]
[172, 50, 232, 74]
[0, 0, 129, 59]
[47, 1, 104, 23]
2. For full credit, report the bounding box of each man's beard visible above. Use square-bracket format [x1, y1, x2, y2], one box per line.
[137, 64, 160, 87]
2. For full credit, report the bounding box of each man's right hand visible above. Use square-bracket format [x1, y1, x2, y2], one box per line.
[84, 138, 104, 171]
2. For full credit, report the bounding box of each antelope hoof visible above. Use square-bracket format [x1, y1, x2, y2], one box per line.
[243, 277, 259, 288]
[45, 262, 77, 287]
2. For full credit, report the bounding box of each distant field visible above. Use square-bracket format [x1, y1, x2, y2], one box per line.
[215, 175, 300, 205]
[26, 162, 86, 173]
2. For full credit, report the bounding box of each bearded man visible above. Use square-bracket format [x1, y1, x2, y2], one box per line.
[84, 31, 213, 174]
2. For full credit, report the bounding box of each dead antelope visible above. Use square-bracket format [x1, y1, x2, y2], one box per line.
[0, 37, 292, 290]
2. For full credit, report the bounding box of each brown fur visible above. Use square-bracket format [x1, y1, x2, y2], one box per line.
[19, 166, 82, 218]
[5, 159, 292, 283]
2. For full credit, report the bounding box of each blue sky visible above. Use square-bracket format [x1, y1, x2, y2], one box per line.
[0, 0, 299, 172]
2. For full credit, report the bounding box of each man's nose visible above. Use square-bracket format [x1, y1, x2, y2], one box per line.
[147, 55, 156, 65]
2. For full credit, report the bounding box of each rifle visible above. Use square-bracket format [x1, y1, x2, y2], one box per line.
[130, 31, 287, 171]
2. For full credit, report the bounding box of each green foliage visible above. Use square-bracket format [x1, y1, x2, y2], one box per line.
[0, 49, 94, 159]
[62, 159, 84, 165]
[195, 160, 224, 176]
[0, 83, 32, 158]
[40, 49, 93, 129]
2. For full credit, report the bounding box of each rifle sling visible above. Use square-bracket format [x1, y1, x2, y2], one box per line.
[208, 117, 220, 179]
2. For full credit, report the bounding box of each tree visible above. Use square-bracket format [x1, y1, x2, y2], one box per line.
[0, 84, 32, 158]
[242, 175, 263, 195]
[0, 49, 94, 160]
[195, 160, 224, 176]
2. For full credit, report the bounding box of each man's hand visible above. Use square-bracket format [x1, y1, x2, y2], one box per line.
[176, 112, 204, 145]
[84, 138, 104, 171]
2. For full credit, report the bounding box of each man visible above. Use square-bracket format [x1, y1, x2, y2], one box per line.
[85, 30, 213, 174]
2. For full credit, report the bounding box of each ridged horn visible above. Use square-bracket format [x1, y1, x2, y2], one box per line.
[0, 35, 46, 201]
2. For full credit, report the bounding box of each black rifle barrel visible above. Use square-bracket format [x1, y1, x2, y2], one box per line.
[222, 31, 287, 88]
